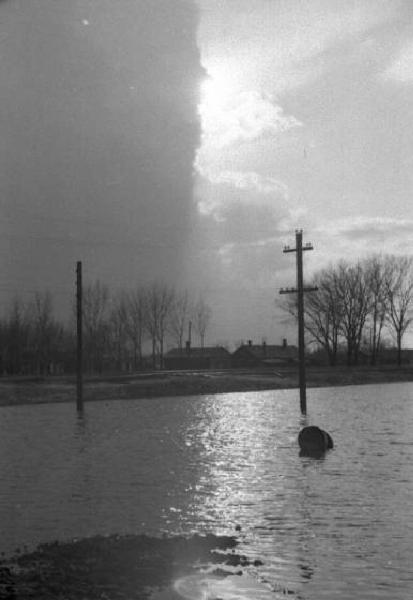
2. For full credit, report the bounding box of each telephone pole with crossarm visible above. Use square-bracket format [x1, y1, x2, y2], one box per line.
[280, 230, 317, 415]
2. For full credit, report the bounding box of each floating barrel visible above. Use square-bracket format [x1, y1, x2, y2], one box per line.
[298, 426, 333, 455]
[324, 431, 334, 450]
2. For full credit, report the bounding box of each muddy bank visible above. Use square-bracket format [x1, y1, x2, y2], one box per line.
[0, 371, 292, 407]
[0, 366, 412, 407]
[0, 533, 262, 600]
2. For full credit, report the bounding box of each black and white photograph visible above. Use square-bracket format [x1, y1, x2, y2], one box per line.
[1, 1, 413, 598]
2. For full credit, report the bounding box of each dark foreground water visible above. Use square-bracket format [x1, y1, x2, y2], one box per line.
[1, 383, 413, 599]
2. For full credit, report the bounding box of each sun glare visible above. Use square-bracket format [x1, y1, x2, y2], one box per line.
[198, 63, 242, 121]
[198, 64, 246, 147]
[200, 73, 233, 112]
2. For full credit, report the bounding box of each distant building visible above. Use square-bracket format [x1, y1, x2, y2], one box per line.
[377, 347, 413, 365]
[231, 339, 298, 368]
[164, 344, 231, 370]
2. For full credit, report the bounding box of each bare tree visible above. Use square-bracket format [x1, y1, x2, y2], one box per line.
[305, 267, 343, 365]
[193, 297, 212, 348]
[3, 297, 30, 374]
[83, 280, 110, 373]
[108, 292, 129, 372]
[124, 287, 146, 370]
[384, 255, 413, 366]
[169, 289, 192, 350]
[282, 260, 374, 366]
[0, 318, 5, 374]
[145, 282, 175, 368]
[279, 266, 342, 365]
[335, 261, 371, 366]
[29, 291, 63, 374]
[364, 255, 388, 365]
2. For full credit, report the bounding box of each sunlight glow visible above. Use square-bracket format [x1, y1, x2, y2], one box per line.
[198, 63, 301, 151]
[198, 64, 244, 146]
[200, 72, 236, 113]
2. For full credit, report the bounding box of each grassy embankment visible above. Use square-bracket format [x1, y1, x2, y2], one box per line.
[0, 365, 412, 407]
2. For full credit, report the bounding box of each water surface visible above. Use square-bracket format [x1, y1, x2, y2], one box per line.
[1, 383, 412, 599]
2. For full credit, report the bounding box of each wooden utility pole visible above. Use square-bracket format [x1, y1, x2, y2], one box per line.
[76, 261, 83, 412]
[280, 230, 317, 415]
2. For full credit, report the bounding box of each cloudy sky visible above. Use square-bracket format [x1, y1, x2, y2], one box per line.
[2, 0, 413, 347]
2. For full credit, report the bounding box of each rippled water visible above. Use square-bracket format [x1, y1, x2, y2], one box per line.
[1, 383, 413, 599]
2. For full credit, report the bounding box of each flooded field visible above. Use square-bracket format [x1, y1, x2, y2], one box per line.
[1, 383, 412, 599]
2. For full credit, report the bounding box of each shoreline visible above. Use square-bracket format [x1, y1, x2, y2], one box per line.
[0, 366, 412, 407]
[0, 533, 268, 600]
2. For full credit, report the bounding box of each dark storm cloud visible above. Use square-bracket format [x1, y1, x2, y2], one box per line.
[0, 0, 203, 311]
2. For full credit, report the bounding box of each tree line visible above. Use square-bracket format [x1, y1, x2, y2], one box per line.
[281, 254, 413, 366]
[0, 282, 212, 375]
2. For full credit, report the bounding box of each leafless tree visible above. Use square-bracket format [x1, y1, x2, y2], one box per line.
[281, 260, 376, 366]
[83, 280, 110, 373]
[0, 318, 5, 374]
[384, 255, 413, 366]
[364, 255, 389, 365]
[169, 289, 192, 350]
[108, 292, 129, 372]
[145, 282, 175, 368]
[192, 297, 212, 348]
[3, 297, 30, 374]
[124, 287, 146, 370]
[335, 261, 371, 366]
[305, 267, 343, 365]
[279, 266, 342, 365]
[29, 291, 63, 374]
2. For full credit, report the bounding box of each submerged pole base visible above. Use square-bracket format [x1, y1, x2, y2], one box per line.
[298, 426, 333, 456]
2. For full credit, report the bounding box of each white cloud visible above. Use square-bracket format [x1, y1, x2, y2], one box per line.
[199, 87, 302, 149]
[195, 84, 299, 221]
[193, 1, 412, 321]
[277, 207, 310, 234]
[305, 216, 413, 275]
[197, 167, 288, 196]
[382, 42, 413, 82]
[327, 215, 413, 237]
[194, 0, 396, 231]
[198, 0, 399, 95]
[194, 165, 292, 224]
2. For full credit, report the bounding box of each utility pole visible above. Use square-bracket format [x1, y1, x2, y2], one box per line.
[280, 230, 317, 415]
[76, 261, 83, 412]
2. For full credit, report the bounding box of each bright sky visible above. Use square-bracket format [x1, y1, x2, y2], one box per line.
[192, 0, 413, 345]
[1, 0, 413, 347]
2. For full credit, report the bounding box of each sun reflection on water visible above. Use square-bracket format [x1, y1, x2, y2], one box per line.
[2, 385, 413, 599]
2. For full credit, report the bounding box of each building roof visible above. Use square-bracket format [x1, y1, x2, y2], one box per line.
[166, 346, 231, 359]
[233, 343, 298, 360]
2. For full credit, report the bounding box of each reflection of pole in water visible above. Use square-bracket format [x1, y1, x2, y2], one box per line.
[298, 561, 314, 581]
[280, 230, 317, 415]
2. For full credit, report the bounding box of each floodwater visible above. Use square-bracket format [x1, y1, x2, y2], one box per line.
[1, 383, 413, 599]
